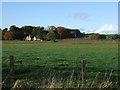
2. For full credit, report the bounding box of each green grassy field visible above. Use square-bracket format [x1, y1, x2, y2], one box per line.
[2, 39, 119, 88]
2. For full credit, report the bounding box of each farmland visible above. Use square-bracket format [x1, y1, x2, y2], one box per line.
[2, 39, 119, 88]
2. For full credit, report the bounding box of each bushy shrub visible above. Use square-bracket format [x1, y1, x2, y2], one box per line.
[4, 31, 17, 40]
[90, 33, 106, 40]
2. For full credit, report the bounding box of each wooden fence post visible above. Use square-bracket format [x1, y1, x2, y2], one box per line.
[81, 60, 86, 88]
[10, 56, 14, 84]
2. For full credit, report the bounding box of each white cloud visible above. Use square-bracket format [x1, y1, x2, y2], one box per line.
[94, 24, 118, 34]
[73, 12, 90, 20]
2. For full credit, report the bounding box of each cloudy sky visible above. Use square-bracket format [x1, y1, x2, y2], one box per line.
[2, 2, 118, 34]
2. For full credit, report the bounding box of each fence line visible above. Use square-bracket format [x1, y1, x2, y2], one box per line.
[81, 60, 86, 88]
[10, 56, 14, 84]
[8, 56, 87, 88]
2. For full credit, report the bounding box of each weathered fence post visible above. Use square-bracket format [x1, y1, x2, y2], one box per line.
[10, 56, 14, 84]
[81, 60, 86, 88]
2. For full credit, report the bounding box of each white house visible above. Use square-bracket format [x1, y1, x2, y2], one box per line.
[25, 34, 44, 41]
[33, 37, 37, 41]
[25, 35, 31, 41]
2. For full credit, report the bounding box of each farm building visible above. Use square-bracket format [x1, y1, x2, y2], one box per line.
[25, 34, 43, 41]
[25, 35, 31, 41]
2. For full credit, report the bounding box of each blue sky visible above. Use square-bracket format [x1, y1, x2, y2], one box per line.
[2, 2, 118, 34]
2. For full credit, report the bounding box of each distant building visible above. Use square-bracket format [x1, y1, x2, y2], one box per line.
[25, 35, 31, 41]
[33, 37, 37, 41]
[25, 34, 43, 41]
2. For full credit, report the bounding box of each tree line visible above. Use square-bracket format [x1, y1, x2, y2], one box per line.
[1, 25, 83, 40]
[1, 25, 120, 40]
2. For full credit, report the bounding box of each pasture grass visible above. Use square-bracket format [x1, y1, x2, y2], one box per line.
[2, 39, 119, 88]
